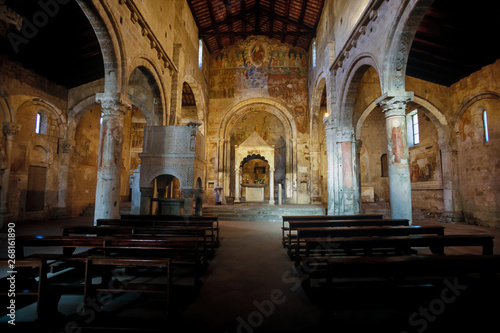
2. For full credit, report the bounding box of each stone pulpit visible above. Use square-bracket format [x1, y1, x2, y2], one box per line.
[138, 122, 205, 215]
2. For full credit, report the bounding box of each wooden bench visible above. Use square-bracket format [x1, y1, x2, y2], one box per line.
[303, 234, 495, 262]
[292, 225, 445, 259]
[62, 225, 215, 259]
[301, 254, 500, 292]
[0, 258, 47, 319]
[17, 235, 206, 286]
[285, 219, 410, 249]
[98, 218, 220, 247]
[281, 214, 384, 247]
[120, 214, 220, 246]
[84, 256, 172, 316]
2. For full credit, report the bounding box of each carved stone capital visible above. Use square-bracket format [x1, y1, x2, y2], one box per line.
[336, 127, 355, 142]
[59, 140, 74, 154]
[3, 122, 20, 138]
[323, 115, 335, 130]
[96, 93, 131, 116]
[376, 92, 414, 118]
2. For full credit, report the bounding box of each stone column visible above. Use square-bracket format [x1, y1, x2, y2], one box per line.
[0, 122, 20, 227]
[94, 93, 130, 224]
[129, 166, 141, 214]
[323, 116, 335, 215]
[234, 167, 241, 203]
[377, 93, 414, 224]
[56, 140, 74, 218]
[269, 167, 275, 205]
[183, 189, 194, 216]
[140, 187, 154, 215]
[440, 147, 463, 221]
[336, 127, 360, 215]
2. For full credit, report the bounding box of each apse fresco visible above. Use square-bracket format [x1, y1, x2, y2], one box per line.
[210, 36, 309, 132]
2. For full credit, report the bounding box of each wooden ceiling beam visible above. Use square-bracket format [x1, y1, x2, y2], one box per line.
[281, 0, 291, 43]
[294, 1, 310, 46]
[206, 0, 223, 51]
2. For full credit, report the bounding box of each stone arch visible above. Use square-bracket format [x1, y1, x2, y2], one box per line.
[77, 0, 126, 94]
[338, 54, 381, 129]
[127, 57, 167, 126]
[140, 167, 187, 192]
[0, 88, 13, 123]
[453, 91, 500, 134]
[310, 73, 328, 126]
[219, 98, 297, 141]
[383, 0, 433, 94]
[309, 73, 329, 204]
[67, 94, 100, 146]
[127, 65, 164, 126]
[16, 98, 67, 139]
[218, 98, 298, 202]
[183, 75, 207, 135]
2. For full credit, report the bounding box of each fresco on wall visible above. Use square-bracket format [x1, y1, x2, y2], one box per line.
[410, 147, 439, 183]
[210, 36, 308, 132]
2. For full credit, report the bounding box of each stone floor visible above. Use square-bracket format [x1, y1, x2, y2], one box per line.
[1, 212, 500, 332]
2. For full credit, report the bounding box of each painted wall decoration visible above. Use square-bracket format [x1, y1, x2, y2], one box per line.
[210, 36, 309, 132]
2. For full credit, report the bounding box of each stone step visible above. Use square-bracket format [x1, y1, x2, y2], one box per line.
[202, 204, 326, 222]
[80, 202, 132, 217]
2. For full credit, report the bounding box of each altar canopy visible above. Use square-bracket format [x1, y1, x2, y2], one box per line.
[234, 132, 275, 204]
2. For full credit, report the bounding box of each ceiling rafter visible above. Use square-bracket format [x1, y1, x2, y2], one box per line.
[188, 0, 323, 53]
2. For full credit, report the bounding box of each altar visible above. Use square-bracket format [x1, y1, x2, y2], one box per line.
[242, 184, 268, 202]
[234, 132, 276, 205]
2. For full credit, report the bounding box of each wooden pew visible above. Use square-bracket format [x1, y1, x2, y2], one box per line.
[17, 235, 206, 286]
[303, 234, 495, 260]
[298, 234, 496, 290]
[120, 214, 220, 246]
[292, 225, 445, 259]
[281, 214, 384, 247]
[84, 257, 172, 316]
[301, 254, 500, 295]
[98, 218, 220, 247]
[0, 258, 47, 319]
[62, 225, 215, 260]
[285, 219, 410, 249]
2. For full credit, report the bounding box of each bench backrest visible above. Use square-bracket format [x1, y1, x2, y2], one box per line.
[283, 214, 384, 222]
[296, 225, 445, 239]
[288, 219, 409, 229]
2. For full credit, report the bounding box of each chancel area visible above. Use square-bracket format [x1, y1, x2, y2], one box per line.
[1, 0, 500, 332]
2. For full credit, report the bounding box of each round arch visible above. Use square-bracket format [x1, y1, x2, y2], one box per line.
[77, 0, 127, 94]
[219, 98, 297, 141]
[127, 64, 164, 126]
[338, 54, 381, 129]
[16, 98, 67, 139]
[127, 56, 167, 126]
[0, 88, 13, 123]
[183, 74, 207, 135]
[310, 73, 328, 126]
[382, 0, 433, 93]
[453, 91, 500, 133]
[217, 98, 298, 202]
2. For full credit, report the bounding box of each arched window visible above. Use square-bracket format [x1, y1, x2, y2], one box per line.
[483, 110, 489, 142]
[198, 39, 203, 69]
[407, 110, 420, 147]
[381, 154, 388, 177]
[35, 111, 47, 135]
[312, 40, 317, 69]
